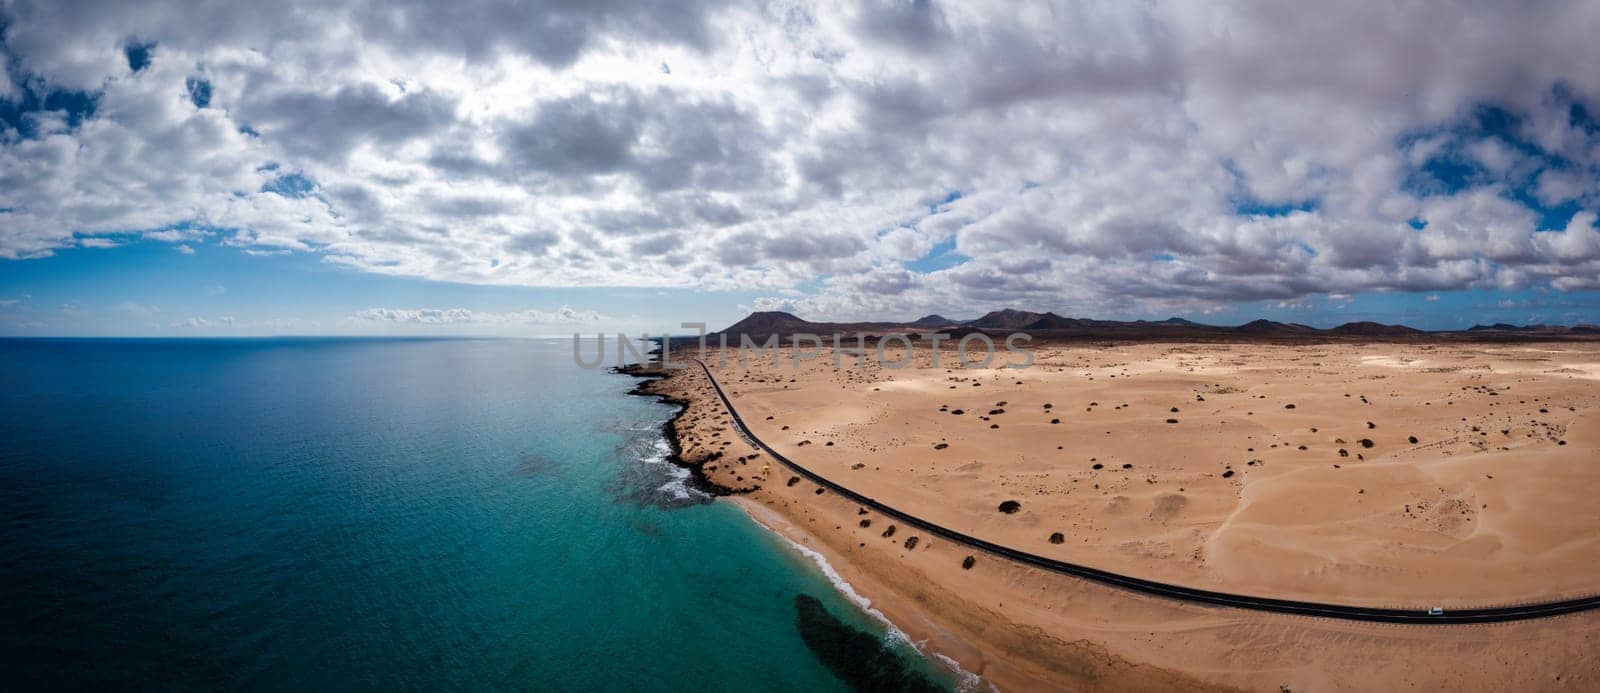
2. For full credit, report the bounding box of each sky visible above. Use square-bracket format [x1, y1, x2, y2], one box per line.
[2, 0, 1600, 336]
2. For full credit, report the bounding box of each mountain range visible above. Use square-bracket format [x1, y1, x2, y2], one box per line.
[703, 310, 1600, 342]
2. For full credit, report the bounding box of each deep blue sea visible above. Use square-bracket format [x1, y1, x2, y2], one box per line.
[0, 338, 955, 691]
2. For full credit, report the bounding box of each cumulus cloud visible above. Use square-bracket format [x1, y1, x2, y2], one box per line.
[116, 301, 160, 317]
[170, 316, 233, 328]
[2, 1, 1600, 318]
[353, 305, 606, 325]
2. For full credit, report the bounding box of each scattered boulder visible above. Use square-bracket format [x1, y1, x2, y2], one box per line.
[903, 536, 919, 550]
[998, 500, 1022, 514]
[1049, 532, 1065, 544]
[962, 556, 975, 570]
[881, 525, 897, 538]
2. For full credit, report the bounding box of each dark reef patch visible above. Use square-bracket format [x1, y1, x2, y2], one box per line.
[793, 594, 945, 693]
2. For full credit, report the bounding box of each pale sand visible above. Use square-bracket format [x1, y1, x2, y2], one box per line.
[641, 341, 1600, 691]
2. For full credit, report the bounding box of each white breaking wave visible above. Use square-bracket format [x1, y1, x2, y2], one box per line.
[931, 652, 991, 693]
[617, 430, 710, 509]
[641, 436, 708, 505]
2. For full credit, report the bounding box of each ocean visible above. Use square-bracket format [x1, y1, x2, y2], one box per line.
[0, 337, 956, 691]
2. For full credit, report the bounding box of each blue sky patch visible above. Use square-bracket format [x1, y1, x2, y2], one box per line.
[1402, 98, 1595, 232]
[904, 237, 968, 273]
[1232, 198, 1316, 217]
[1223, 159, 1319, 216]
[261, 173, 316, 198]
[186, 77, 212, 108]
[0, 85, 99, 137]
[125, 42, 154, 72]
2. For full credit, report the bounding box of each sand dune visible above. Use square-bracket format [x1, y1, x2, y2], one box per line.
[639, 340, 1600, 691]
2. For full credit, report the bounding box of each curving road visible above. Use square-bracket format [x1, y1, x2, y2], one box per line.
[688, 358, 1600, 624]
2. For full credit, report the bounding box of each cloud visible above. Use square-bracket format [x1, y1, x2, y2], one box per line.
[170, 316, 234, 328]
[0, 53, 15, 100]
[145, 229, 205, 243]
[116, 301, 160, 317]
[353, 305, 606, 325]
[1, 1, 1599, 318]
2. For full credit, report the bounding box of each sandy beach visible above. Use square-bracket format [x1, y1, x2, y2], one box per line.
[636, 340, 1600, 691]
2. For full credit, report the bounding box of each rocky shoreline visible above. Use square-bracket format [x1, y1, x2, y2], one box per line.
[614, 362, 746, 497]
[614, 360, 986, 690]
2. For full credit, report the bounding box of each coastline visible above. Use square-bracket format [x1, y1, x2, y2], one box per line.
[617, 360, 996, 688]
[614, 363, 740, 497]
[616, 357, 1226, 691]
[733, 496, 988, 693]
[617, 344, 1600, 691]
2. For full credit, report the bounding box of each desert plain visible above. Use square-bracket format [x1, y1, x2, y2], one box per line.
[638, 339, 1600, 691]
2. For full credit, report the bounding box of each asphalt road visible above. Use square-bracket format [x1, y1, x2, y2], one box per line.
[690, 358, 1600, 624]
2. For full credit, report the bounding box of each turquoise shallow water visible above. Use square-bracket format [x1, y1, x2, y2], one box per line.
[0, 338, 953, 691]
